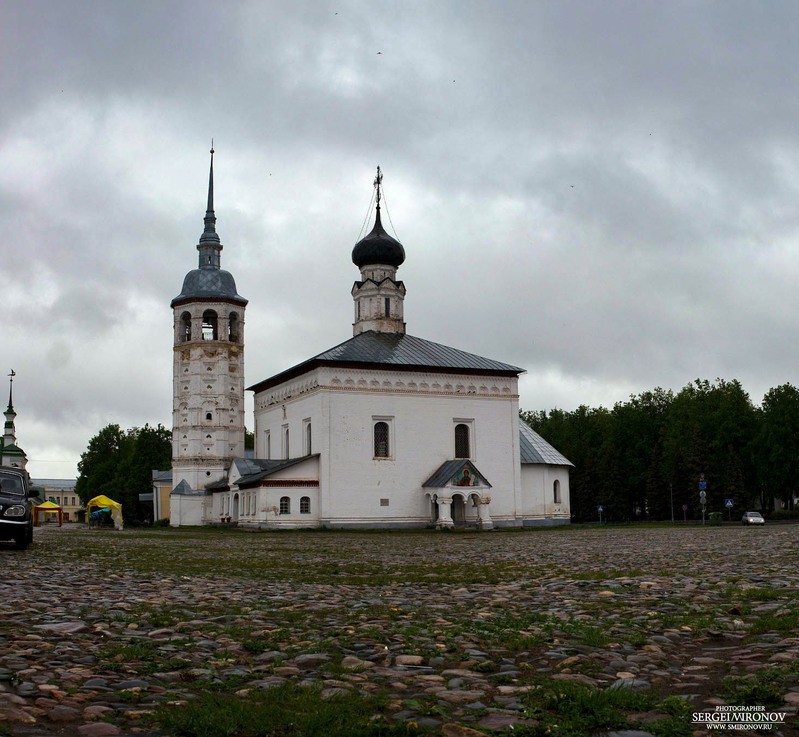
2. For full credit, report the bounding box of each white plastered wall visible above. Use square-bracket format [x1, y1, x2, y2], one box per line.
[252, 366, 523, 528]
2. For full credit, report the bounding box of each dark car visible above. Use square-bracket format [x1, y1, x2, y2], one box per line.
[0, 466, 34, 549]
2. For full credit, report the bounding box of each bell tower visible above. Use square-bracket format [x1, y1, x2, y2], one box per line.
[351, 167, 407, 336]
[170, 146, 247, 494]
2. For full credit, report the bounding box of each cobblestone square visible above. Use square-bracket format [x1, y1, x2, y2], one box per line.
[1, 525, 797, 736]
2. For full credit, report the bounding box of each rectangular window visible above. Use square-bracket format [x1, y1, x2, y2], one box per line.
[303, 418, 312, 456]
[380, 498, 389, 507]
[373, 416, 394, 459]
[454, 419, 474, 459]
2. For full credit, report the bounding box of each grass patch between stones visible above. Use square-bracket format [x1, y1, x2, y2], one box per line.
[154, 682, 400, 737]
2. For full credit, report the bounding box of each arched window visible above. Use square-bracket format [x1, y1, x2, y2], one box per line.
[374, 421, 390, 458]
[554, 480, 561, 505]
[384, 297, 390, 317]
[455, 424, 470, 459]
[202, 310, 218, 340]
[180, 312, 192, 342]
[279, 496, 290, 514]
[284, 426, 290, 459]
[205, 412, 212, 421]
[306, 422, 312, 455]
[228, 312, 239, 342]
[300, 496, 310, 514]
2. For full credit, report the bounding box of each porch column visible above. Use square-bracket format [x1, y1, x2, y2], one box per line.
[477, 495, 493, 530]
[436, 495, 454, 529]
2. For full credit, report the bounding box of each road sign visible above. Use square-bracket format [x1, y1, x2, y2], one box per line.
[682, 504, 688, 511]
[597, 505, 603, 513]
[699, 490, 706, 499]
[725, 499, 733, 508]
[699, 481, 707, 491]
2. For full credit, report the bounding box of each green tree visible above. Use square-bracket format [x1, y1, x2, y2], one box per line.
[648, 379, 756, 517]
[76, 424, 125, 504]
[76, 423, 171, 525]
[758, 383, 799, 512]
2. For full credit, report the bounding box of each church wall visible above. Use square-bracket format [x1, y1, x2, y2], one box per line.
[252, 366, 524, 528]
[325, 374, 521, 527]
[170, 493, 208, 526]
[520, 465, 571, 525]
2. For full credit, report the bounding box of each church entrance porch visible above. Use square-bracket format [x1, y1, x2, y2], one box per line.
[423, 459, 494, 530]
[427, 491, 493, 530]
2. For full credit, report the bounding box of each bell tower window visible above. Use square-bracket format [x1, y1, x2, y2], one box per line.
[180, 312, 192, 342]
[228, 312, 239, 342]
[202, 310, 218, 340]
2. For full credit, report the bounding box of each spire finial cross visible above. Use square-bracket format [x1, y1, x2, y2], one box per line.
[374, 165, 382, 208]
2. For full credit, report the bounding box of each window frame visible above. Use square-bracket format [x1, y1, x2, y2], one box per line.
[453, 419, 474, 459]
[372, 416, 394, 459]
[279, 496, 291, 515]
[454, 423, 471, 459]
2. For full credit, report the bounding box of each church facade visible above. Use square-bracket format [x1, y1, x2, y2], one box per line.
[162, 158, 572, 529]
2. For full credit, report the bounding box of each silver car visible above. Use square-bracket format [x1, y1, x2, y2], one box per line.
[741, 511, 765, 526]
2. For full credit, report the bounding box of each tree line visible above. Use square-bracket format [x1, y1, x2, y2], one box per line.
[521, 379, 799, 523]
[76, 424, 172, 525]
[75, 426, 255, 525]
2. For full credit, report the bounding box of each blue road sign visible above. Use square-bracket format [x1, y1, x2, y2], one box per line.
[597, 505, 603, 513]
[725, 499, 733, 508]
[699, 481, 707, 491]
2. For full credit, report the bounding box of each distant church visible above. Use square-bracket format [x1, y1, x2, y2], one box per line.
[1, 372, 27, 471]
[155, 151, 572, 529]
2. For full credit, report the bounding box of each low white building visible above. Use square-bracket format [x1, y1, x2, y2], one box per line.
[164, 162, 572, 529]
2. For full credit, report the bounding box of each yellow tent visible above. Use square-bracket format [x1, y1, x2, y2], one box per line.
[86, 495, 124, 530]
[34, 500, 63, 527]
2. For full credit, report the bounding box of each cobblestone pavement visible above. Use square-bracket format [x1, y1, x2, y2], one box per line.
[0, 524, 797, 736]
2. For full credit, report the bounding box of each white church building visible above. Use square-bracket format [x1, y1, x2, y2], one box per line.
[159, 154, 572, 529]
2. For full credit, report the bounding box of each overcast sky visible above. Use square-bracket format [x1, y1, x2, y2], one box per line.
[4, 0, 799, 479]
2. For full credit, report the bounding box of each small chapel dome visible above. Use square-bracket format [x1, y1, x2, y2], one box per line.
[352, 206, 405, 268]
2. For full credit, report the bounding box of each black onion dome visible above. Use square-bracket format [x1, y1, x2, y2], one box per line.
[352, 207, 405, 268]
[171, 268, 248, 307]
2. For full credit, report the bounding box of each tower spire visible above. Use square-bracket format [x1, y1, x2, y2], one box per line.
[207, 141, 214, 212]
[6, 369, 15, 413]
[197, 142, 222, 268]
